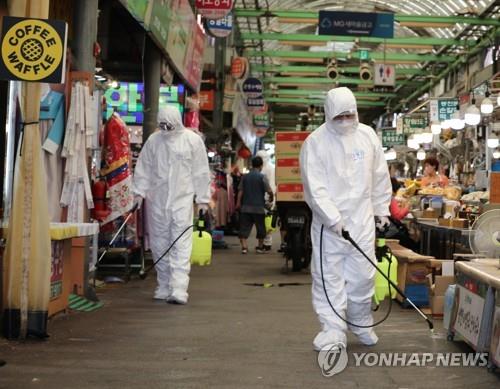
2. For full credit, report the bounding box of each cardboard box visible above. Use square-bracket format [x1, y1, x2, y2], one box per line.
[430, 296, 445, 316]
[276, 183, 305, 202]
[427, 274, 455, 295]
[426, 274, 455, 316]
[422, 209, 440, 218]
[275, 132, 310, 156]
[428, 259, 455, 276]
[395, 252, 433, 303]
[451, 218, 469, 228]
[490, 172, 500, 204]
[438, 218, 451, 227]
[276, 158, 301, 180]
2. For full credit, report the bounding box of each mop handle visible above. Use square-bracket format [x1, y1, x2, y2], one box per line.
[342, 230, 434, 331]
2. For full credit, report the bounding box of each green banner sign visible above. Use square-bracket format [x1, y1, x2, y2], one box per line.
[430, 98, 458, 122]
[403, 115, 428, 135]
[120, 0, 150, 25]
[382, 129, 405, 147]
[149, 0, 171, 48]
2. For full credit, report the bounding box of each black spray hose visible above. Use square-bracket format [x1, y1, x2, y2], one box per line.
[340, 229, 434, 332]
[320, 225, 393, 329]
[139, 210, 206, 280]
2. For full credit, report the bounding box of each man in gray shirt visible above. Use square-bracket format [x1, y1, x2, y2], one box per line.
[236, 156, 274, 254]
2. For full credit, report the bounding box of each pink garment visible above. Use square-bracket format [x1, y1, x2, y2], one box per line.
[226, 174, 235, 215]
[215, 187, 228, 227]
[390, 198, 409, 221]
[184, 111, 200, 129]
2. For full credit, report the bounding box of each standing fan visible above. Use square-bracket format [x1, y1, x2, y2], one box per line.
[469, 209, 500, 268]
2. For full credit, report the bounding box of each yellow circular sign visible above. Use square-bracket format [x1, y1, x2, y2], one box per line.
[1, 19, 63, 81]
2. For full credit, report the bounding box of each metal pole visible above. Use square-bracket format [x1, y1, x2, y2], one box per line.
[143, 36, 161, 141]
[214, 38, 226, 133]
[72, 0, 99, 301]
[72, 0, 99, 76]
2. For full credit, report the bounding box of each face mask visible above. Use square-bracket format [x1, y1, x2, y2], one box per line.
[332, 118, 356, 134]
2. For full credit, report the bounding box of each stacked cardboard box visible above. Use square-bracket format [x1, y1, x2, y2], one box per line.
[426, 259, 455, 316]
[275, 132, 310, 202]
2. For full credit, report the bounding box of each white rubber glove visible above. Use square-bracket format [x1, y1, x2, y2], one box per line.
[133, 195, 143, 210]
[329, 220, 345, 236]
[376, 216, 391, 231]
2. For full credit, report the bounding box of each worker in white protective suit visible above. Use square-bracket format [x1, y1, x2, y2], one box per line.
[133, 105, 211, 304]
[255, 149, 275, 250]
[300, 87, 392, 351]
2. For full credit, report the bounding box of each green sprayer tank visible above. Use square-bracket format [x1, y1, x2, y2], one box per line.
[190, 216, 212, 266]
[373, 238, 398, 305]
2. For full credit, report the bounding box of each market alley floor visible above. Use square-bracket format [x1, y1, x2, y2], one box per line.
[0, 234, 499, 389]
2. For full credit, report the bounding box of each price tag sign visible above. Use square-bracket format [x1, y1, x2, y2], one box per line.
[453, 285, 485, 348]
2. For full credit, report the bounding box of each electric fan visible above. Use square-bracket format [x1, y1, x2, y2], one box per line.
[469, 209, 500, 268]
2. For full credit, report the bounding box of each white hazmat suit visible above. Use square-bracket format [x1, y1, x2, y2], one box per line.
[133, 105, 211, 304]
[256, 149, 275, 248]
[300, 87, 392, 350]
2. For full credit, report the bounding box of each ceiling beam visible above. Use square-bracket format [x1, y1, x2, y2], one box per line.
[234, 9, 500, 27]
[245, 49, 456, 63]
[264, 76, 407, 86]
[252, 64, 422, 76]
[264, 89, 397, 98]
[240, 33, 476, 47]
[267, 97, 386, 106]
[265, 76, 373, 85]
[392, 26, 500, 111]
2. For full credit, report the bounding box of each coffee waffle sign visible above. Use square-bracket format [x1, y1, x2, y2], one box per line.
[0, 16, 68, 83]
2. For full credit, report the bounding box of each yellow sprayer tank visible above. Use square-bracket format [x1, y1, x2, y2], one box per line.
[265, 214, 276, 234]
[190, 217, 212, 266]
[373, 239, 398, 305]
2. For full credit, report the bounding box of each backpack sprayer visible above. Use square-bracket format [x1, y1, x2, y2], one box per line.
[320, 221, 434, 332]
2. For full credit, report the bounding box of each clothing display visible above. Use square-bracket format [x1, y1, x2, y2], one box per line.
[60, 82, 97, 223]
[215, 187, 228, 227]
[40, 120, 64, 222]
[99, 113, 134, 225]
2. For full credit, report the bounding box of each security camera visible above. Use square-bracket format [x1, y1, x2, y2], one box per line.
[326, 59, 339, 80]
[359, 63, 372, 81]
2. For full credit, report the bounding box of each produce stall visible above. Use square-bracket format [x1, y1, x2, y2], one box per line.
[417, 220, 473, 259]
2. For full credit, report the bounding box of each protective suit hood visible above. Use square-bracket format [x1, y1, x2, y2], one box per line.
[324, 87, 359, 136]
[256, 149, 270, 164]
[158, 105, 184, 134]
